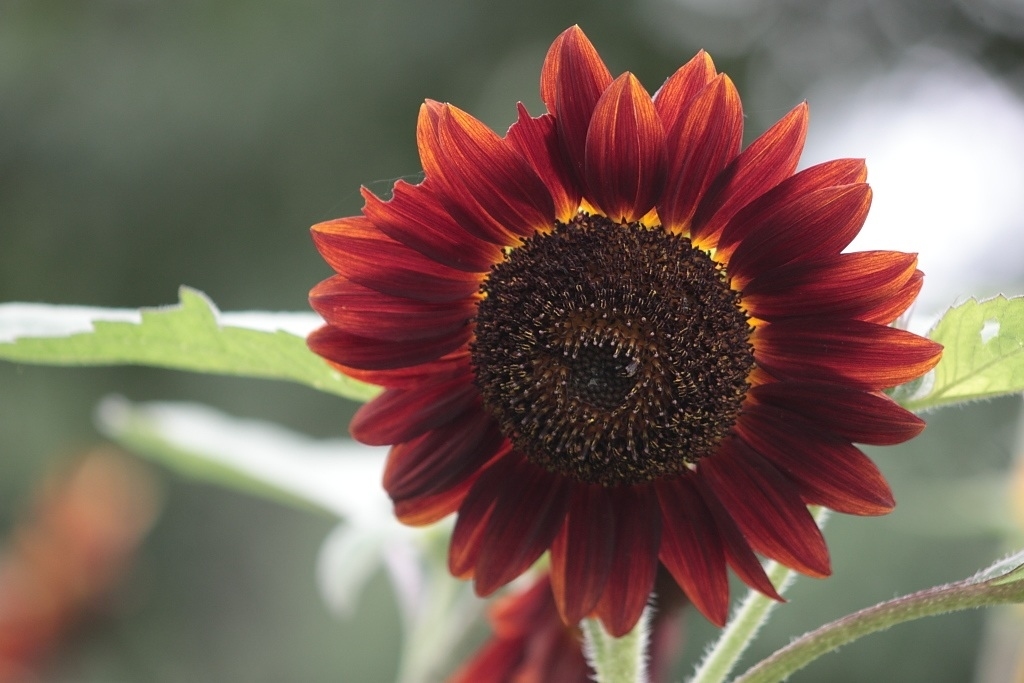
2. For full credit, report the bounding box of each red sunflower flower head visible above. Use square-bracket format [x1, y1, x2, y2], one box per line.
[308, 25, 943, 635]
[448, 568, 687, 683]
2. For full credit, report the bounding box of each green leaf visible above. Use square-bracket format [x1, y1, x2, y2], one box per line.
[0, 286, 378, 402]
[897, 295, 1024, 411]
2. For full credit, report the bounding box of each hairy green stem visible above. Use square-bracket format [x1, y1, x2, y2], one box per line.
[733, 567, 1024, 683]
[582, 608, 651, 683]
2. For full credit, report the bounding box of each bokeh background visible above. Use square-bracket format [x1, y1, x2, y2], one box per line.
[2, 0, 1024, 680]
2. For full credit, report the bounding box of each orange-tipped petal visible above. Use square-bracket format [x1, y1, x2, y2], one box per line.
[716, 158, 867, 260]
[506, 104, 581, 222]
[311, 216, 481, 303]
[418, 102, 554, 245]
[742, 251, 919, 323]
[691, 103, 809, 247]
[859, 270, 924, 325]
[659, 75, 743, 232]
[753, 318, 944, 390]
[584, 74, 667, 222]
[540, 26, 613, 182]
[726, 184, 872, 284]
[415, 98, 445, 177]
[360, 181, 501, 273]
[436, 105, 555, 238]
[653, 50, 718, 128]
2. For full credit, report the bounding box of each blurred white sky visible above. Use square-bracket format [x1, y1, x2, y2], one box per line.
[805, 49, 1024, 318]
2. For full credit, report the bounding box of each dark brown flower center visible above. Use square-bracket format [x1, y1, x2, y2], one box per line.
[471, 214, 754, 486]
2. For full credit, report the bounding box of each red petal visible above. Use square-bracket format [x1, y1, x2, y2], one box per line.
[749, 381, 925, 445]
[449, 455, 512, 578]
[383, 414, 505, 502]
[327, 351, 470, 389]
[753, 318, 943, 390]
[307, 324, 470, 371]
[430, 104, 555, 242]
[505, 104, 581, 222]
[360, 180, 501, 273]
[540, 26, 613, 184]
[696, 479, 784, 601]
[311, 215, 375, 273]
[309, 276, 474, 342]
[311, 216, 481, 303]
[690, 103, 808, 247]
[592, 486, 661, 637]
[725, 184, 872, 284]
[584, 74, 667, 222]
[736, 404, 895, 515]
[862, 270, 924, 325]
[472, 459, 571, 595]
[741, 251, 919, 322]
[350, 374, 478, 445]
[653, 50, 717, 129]
[700, 438, 831, 578]
[394, 473, 476, 526]
[658, 75, 743, 233]
[655, 475, 730, 626]
[549, 484, 615, 624]
[716, 158, 867, 261]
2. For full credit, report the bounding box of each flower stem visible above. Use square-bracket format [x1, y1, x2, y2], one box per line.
[689, 507, 830, 683]
[582, 608, 651, 683]
[733, 561, 1024, 683]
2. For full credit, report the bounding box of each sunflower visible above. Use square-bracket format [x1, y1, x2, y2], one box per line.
[308, 26, 943, 634]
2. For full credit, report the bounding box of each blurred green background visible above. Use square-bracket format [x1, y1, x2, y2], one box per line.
[2, 0, 1024, 680]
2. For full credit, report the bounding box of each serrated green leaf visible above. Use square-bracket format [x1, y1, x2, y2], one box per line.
[0, 286, 378, 402]
[899, 296, 1024, 411]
